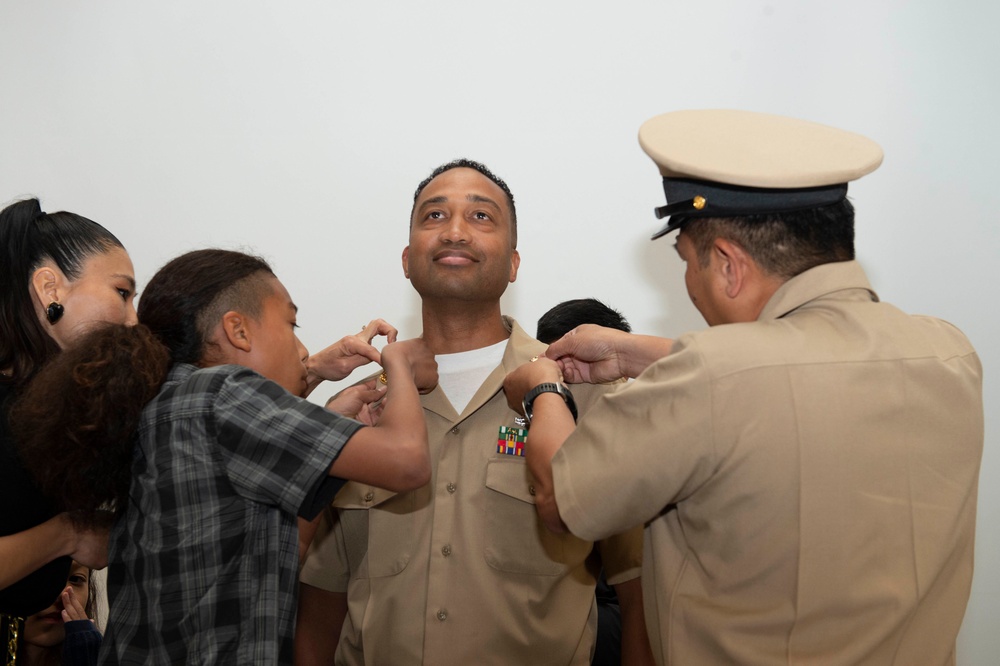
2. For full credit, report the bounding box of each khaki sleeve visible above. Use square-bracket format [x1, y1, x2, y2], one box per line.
[300, 505, 350, 593]
[597, 525, 643, 585]
[554, 335, 716, 541]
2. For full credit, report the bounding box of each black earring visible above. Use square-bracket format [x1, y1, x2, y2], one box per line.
[45, 301, 64, 324]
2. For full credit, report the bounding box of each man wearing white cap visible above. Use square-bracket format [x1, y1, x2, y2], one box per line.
[504, 110, 984, 665]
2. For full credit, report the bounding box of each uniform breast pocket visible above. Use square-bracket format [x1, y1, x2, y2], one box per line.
[483, 458, 588, 576]
[334, 482, 419, 579]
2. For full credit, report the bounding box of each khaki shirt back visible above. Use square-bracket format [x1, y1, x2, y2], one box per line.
[554, 261, 983, 666]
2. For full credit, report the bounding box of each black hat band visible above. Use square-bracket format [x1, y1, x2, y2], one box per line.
[651, 178, 849, 239]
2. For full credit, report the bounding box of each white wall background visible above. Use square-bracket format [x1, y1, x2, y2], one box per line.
[2, 1, 996, 661]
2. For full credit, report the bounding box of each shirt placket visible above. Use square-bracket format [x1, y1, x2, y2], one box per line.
[422, 415, 465, 661]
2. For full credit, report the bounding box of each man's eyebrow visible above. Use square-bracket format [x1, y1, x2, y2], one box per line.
[468, 194, 501, 210]
[416, 196, 449, 213]
[290, 301, 299, 314]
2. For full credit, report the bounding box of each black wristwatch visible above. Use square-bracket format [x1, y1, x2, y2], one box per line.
[522, 383, 578, 426]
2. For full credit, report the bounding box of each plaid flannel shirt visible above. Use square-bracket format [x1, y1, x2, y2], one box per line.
[100, 364, 361, 665]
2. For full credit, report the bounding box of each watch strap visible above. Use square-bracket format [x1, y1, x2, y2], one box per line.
[522, 382, 578, 425]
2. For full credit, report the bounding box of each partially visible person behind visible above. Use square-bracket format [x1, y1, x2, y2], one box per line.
[537, 298, 632, 346]
[18, 561, 101, 666]
[0, 197, 136, 659]
[505, 110, 984, 665]
[536, 298, 632, 666]
[11, 249, 436, 665]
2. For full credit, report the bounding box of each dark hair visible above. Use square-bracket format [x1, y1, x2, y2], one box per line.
[138, 249, 276, 365]
[0, 198, 125, 385]
[536, 298, 632, 344]
[10, 249, 276, 522]
[677, 199, 856, 280]
[410, 158, 518, 247]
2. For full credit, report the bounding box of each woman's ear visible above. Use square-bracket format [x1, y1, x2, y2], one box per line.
[30, 265, 62, 309]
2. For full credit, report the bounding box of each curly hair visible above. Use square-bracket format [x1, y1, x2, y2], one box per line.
[9, 249, 276, 523]
[10, 324, 169, 525]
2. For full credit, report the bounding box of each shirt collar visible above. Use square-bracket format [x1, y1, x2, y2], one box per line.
[758, 260, 879, 321]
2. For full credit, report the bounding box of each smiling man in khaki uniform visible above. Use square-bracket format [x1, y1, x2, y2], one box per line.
[504, 110, 984, 665]
[297, 160, 653, 665]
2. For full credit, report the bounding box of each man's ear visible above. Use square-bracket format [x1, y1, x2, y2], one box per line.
[30, 266, 62, 309]
[712, 238, 750, 299]
[221, 311, 253, 353]
[401, 246, 410, 279]
[508, 249, 520, 283]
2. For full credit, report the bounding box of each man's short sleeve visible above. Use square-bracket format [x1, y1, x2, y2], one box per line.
[300, 506, 351, 593]
[553, 336, 716, 541]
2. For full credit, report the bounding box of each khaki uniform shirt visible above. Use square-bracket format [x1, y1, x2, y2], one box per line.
[302, 318, 643, 666]
[552, 261, 983, 665]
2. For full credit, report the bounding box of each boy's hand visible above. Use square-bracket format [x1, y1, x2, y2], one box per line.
[306, 319, 398, 390]
[381, 339, 438, 394]
[326, 380, 387, 425]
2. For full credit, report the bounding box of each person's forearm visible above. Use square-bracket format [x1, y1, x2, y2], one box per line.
[374, 362, 430, 487]
[620, 335, 674, 378]
[295, 584, 347, 665]
[0, 514, 74, 590]
[328, 361, 430, 492]
[523, 393, 576, 533]
[615, 577, 656, 665]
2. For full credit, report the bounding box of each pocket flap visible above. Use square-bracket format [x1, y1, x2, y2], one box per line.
[332, 481, 399, 509]
[485, 458, 536, 504]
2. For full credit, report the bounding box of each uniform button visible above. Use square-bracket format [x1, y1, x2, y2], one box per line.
[450, 426, 460, 435]
[364, 491, 375, 502]
[441, 545, 452, 557]
[437, 610, 448, 621]
[446, 482, 457, 494]
[528, 485, 536, 496]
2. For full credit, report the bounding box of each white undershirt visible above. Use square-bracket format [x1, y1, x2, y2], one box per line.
[435, 340, 507, 415]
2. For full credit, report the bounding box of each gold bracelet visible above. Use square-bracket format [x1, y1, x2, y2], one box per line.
[4, 614, 23, 666]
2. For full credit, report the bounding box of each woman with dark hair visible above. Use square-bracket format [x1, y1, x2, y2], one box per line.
[12, 248, 435, 665]
[0, 197, 136, 663]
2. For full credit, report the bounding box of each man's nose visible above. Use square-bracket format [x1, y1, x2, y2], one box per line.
[441, 216, 470, 243]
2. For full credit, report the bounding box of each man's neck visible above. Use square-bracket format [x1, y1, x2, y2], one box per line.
[420, 299, 510, 355]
